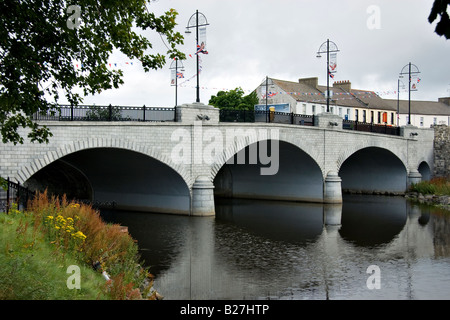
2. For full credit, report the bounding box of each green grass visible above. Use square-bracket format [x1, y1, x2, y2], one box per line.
[0, 193, 155, 300]
[409, 177, 450, 196]
[0, 209, 107, 299]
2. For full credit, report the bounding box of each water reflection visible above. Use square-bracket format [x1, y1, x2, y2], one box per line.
[339, 195, 407, 247]
[100, 195, 450, 300]
[215, 198, 325, 244]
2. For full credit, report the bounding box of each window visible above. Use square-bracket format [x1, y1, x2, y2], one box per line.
[391, 113, 394, 125]
[377, 112, 381, 123]
[371, 111, 374, 123]
[433, 117, 437, 125]
[303, 104, 307, 114]
[363, 110, 367, 123]
[312, 105, 316, 115]
[339, 108, 343, 117]
[420, 117, 424, 127]
[330, 107, 334, 114]
[355, 109, 359, 122]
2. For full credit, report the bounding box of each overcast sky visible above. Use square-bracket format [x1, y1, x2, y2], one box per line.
[74, 0, 449, 107]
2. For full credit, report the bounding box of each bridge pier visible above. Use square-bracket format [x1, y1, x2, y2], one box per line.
[191, 176, 215, 216]
[407, 169, 422, 187]
[323, 171, 343, 204]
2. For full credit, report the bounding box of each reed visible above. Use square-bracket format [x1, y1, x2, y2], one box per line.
[409, 176, 450, 196]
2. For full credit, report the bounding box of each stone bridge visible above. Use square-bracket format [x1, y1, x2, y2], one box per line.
[0, 103, 435, 218]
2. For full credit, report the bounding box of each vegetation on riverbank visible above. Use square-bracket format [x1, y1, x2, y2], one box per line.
[0, 191, 155, 300]
[409, 177, 450, 196]
[407, 177, 450, 210]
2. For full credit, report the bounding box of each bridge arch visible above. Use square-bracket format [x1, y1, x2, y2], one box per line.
[19, 139, 191, 214]
[339, 146, 408, 194]
[210, 127, 323, 180]
[418, 161, 432, 181]
[213, 139, 324, 203]
[17, 138, 192, 187]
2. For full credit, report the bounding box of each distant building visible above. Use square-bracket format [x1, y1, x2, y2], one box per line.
[384, 97, 450, 127]
[255, 77, 450, 127]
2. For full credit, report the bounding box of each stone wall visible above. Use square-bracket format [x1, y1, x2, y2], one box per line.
[434, 125, 450, 177]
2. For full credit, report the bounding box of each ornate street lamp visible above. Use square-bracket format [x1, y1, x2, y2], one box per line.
[316, 39, 340, 112]
[399, 63, 420, 125]
[185, 10, 209, 103]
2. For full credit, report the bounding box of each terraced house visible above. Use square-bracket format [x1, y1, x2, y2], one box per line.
[256, 77, 450, 127]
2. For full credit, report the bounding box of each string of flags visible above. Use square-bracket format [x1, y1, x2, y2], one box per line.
[72, 61, 138, 69]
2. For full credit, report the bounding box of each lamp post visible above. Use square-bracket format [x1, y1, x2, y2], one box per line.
[185, 10, 209, 103]
[170, 58, 185, 108]
[316, 39, 340, 113]
[262, 76, 274, 122]
[399, 62, 420, 125]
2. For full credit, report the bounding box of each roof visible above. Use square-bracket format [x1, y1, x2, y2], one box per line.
[270, 78, 397, 111]
[384, 99, 450, 116]
[268, 77, 450, 115]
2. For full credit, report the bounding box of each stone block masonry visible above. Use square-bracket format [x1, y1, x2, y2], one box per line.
[434, 125, 450, 177]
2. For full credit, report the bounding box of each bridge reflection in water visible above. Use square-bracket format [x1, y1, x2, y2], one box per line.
[100, 195, 450, 300]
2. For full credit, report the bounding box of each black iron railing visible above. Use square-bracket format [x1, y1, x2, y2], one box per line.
[0, 178, 117, 213]
[343, 120, 401, 136]
[33, 104, 176, 122]
[219, 109, 315, 126]
[32, 105, 401, 136]
[0, 178, 35, 214]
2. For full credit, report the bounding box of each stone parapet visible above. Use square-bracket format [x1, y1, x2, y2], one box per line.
[176, 102, 219, 124]
[314, 112, 343, 129]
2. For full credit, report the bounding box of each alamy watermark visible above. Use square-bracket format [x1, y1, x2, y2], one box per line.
[366, 264, 381, 290]
[366, 5, 381, 30]
[66, 265, 81, 289]
[66, 4, 81, 30]
[170, 121, 280, 176]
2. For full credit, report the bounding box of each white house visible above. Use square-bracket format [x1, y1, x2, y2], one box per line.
[384, 97, 450, 127]
[256, 77, 450, 127]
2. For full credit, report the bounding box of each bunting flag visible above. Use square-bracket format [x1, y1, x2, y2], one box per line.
[410, 76, 421, 91]
[73, 61, 137, 69]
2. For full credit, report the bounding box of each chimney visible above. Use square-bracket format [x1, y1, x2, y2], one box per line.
[299, 77, 318, 89]
[438, 97, 450, 106]
[333, 80, 351, 91]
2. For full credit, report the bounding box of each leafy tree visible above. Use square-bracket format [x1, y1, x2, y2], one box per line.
[209, 88, 258, 110]
[429, 0, 450, 39]
[0, 0, 185, 144]
[85, 105, 124, 121]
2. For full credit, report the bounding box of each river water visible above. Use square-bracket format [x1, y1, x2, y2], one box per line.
[100, 195, 450, 300]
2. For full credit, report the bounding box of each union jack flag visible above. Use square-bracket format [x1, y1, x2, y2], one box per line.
[197, 43, 208, 54]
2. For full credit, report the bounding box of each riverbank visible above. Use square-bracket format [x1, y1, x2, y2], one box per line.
[406, 177, 450, 210]
[0, 192, 157, 300]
